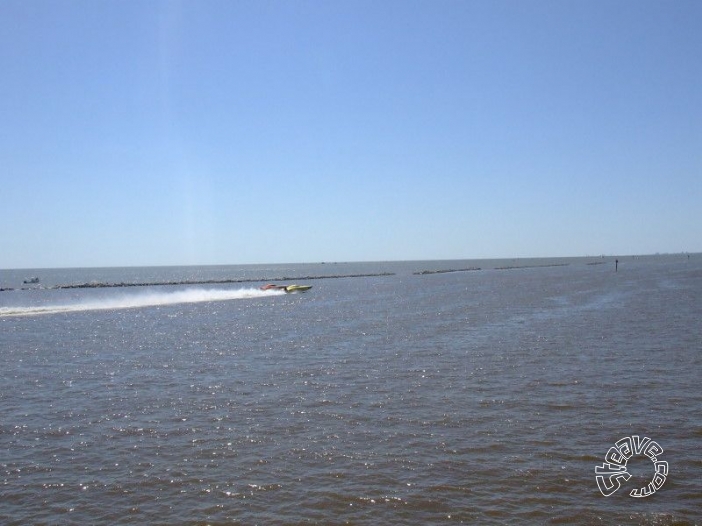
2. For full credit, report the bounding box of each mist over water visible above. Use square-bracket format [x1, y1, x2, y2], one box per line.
[0, 287, 284, 317]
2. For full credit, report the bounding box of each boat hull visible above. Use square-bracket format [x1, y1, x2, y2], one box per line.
[284, 285, 312, 293]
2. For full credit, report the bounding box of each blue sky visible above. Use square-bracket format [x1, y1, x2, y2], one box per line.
[1, 0, 700, 269]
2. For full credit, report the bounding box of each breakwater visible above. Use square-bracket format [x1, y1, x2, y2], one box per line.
[46, 272, 396, 290]
[413, 267, 481, 275]
[494, 263, 570, 270]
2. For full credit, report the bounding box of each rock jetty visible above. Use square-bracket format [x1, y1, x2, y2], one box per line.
[48, 272, 396, 290]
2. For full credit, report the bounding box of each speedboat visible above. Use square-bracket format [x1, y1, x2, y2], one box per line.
[283, 284, 312, 293]
[260, 284, 312, 293]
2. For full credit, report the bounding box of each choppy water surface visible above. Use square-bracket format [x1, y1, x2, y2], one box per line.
[1, 256, 700, 524]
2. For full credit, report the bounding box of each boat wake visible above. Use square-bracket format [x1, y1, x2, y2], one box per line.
[0, 287, 286, 317]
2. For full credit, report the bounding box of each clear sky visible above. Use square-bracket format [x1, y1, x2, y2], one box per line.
[1, 0, 700, 269]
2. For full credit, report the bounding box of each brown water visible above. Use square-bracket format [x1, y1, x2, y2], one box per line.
[1, 256, 700, 524]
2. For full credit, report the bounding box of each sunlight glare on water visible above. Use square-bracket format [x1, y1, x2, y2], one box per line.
[0, 256, 700, 524]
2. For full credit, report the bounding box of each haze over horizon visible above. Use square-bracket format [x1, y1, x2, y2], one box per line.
[4, 251, 700, 273]
[2, 0, 700, 269]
